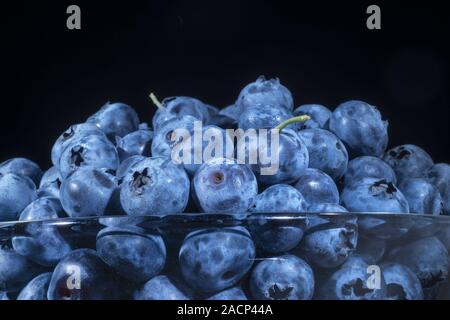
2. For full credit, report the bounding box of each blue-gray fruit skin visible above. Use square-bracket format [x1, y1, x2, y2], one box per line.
[344, 156, 397, 187]
[116, 155, 146, 180]
[236, 76, 294, 112]
[341, 177, 409, 213]
[354, 236, 385, 264]
[294, 104, 332, 129]
[47, 249, 118, 300]
[294, 168, 339, 208]
[96, 226, 166, 283]
[250, 255, 314, 300]
[17, 273, 52, 300]
[116, 129, 153, 161]
[218, 104, 240, 123]
[317, 257, 386, 300]
[193, 158, 258, 213]
[238, 104, 296, 130]
[398, 178, 442, 214]
[0, 248, 44, 292]
[0, 173, 37, 221]
[249, 184, 307, 253]
[179, 227, 255, 293]
[51, 123, 105, 167]
[387, 237, 449, 298]
[120, 157, 190, 215]
[329, 100, 388, 157]
[0, 157, 42, 186]
[58, 134, 119, 178]
[207, 286, 248, 300]
[12, 197, 71, 266]
[152, 96, 213, 130]
[38, 166, 62, 199]
[237, 129, 309, 185]
[60, 167, 119, 217]
[380, 263, 423, 300]
[383, 144, 434, 183]
[298, 129, 349, 181]
[427, 163, 450, 215]
[87, 102, 140, 140]
[151, 115, 197, 159]
[134, 275, 190, 300]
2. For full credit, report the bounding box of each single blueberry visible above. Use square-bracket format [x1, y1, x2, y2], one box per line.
[0, 173, 36, 221]
[179, 227, 255, 293]
[193, 158, 258, 213]
[238, 104, 296, 130]
[218, 104, 240, 122]
[87, 102, 140, 139]
[341, 177, 409, 213]
[427, 163, 450, 215]
[354, 236, 385, 264]
[38, 166, 62, 199]
[134, 275, 190, 300]
[207, 286, 248, 300]
[344, 156, 397, 186]
[298, 128, 349, 181]
[60, 167, 119, 217]
[308, 203, 348, 213]
[116, 129, 153, 161]
[329, 100, 388, 157]
[120, 157, 190, 215]
[398, 178, 442, 214]
[0, 157, 42, 186]
[383, 144, 434, 183]
[380, 263, 424, 300]
[293, 168, 339, 208]
[116, 155, 146, 180]
[96, 226, 166, 283]
[17, 272, 53, 300]
[249, 255, 314, 300]
[293, 104, 332, 129]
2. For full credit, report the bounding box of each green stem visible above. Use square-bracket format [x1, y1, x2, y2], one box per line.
[149, 92, 165, 110]
[275, 115, 311, 132]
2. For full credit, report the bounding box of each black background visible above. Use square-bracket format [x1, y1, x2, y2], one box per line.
[1, 0, 449, 169]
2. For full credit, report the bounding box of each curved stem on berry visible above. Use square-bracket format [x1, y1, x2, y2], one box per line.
[149, 92, 165, 110]
[275, 115, 311, 132]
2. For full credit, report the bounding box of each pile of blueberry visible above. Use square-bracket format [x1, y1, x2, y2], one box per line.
[0, 76, 450, 300]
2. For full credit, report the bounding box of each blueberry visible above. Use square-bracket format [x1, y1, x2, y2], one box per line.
[12, 197, 71, 266]
[427, 163, 450, 215]
[387, 237, 449, 296]
[329, 100, 388, 157]
[318, 258, 386, 300]
[134, 275, 190, 300]
[193, 158, 258, 213]
[293, 168, 339, 208]
[218, 104, 240, 123]
[0, 173, 36, 221]
[116, 129, 153, 161]
[151, 115, 197, 159]
[207, 286, 248, 300]
[341, 178, 409, 213]
[96, 226, 166, 283]
[87, 102, 140, 139]
[139, 122, 150, 130]
[116, 155, 146, 180]
[238, 104, 296, 130]
[248, 184, 307, 253]
[60, 167, 119, 217]
[236, 76, 294, 112]
[344, 156, 397, 186]
[298, 129, 348, 181]
[152, 96, 213, 130]
[293, 104, 332, 129]
[300, 216, 358, 268]
[58, 134, 119, 178]
[120, 157, 190, 215]
[354, 236, 385, 264]
[308, 203, 348, 213]
[37, 166, 62, 199]
[51, 123, 105, 167]
[179, 227, 255, 293]
[0, 157, 42, 186]
[380, 263, 423, 300]
[383, 145, 434, 183]
[0, 248, 44, 292]
[47, 249, 118, 300]
[398, 178, 442, 214]
[249, 255, 314, 300]
[237, 128, 309, 185]
[17, 272, 53, 300]
[0, 292, 9, 300]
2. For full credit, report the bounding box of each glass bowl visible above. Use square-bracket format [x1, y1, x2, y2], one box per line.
[0, 213, 449, 300]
